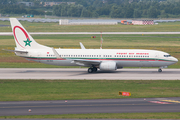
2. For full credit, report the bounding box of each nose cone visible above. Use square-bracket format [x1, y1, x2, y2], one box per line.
[173, 57, 178, 63]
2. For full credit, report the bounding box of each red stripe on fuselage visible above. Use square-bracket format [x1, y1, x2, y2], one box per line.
[25, 57, 170, 62]
[26, 57, 65, 60]
[87, 59, 169, 62]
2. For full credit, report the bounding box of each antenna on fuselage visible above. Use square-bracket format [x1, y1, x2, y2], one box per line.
[100, 32, 103, 49]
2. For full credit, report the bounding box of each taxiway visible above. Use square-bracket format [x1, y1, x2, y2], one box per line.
[0, 97, 180, 116]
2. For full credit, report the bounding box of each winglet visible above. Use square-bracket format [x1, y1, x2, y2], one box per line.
[80, 42, 86, 49]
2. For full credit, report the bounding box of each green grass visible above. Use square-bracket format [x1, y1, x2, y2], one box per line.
[2, 34, 180, 47]
[0, 80, 179, 101]
[0, 20, 180, 32]
[1, 112, 180, 119]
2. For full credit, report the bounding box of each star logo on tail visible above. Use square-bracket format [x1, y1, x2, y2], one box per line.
[24, 38, 32, 46]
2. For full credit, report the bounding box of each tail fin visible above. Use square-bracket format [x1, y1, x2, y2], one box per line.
[10, 18, 49, 50]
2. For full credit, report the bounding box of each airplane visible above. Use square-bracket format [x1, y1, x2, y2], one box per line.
[7, 18, 178, 73]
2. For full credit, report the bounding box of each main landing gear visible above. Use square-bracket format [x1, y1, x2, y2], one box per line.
[88, 67, 97, 73]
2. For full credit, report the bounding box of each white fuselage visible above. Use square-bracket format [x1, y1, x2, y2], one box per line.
[16, 49, 178, 68]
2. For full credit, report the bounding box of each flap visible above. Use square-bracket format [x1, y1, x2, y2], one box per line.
[72, 59, 101, 67]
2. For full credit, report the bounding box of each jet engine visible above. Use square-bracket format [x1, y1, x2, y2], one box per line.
[99, 61, 117, 71]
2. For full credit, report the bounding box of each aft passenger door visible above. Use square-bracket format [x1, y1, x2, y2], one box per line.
[155, 52, 159, 61]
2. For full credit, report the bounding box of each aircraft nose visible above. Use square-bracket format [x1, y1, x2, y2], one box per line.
[173, 57, 178, 63]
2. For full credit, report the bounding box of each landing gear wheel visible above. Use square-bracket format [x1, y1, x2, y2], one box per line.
[88, 68, 93, 73]
[92, 67, 97, 72]
[158, 69, 162, 72]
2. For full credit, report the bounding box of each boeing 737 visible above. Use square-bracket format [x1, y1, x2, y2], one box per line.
[8, 18, 178, 73]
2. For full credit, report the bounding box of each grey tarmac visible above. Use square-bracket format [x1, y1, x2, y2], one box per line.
[0, 68, 180, 80]
[0, 97, 180, 116]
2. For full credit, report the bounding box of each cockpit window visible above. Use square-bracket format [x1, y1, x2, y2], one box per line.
[164, 55, 171, 57]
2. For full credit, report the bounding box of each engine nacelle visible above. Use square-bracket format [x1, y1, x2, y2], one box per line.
[99, 61, 117, 71]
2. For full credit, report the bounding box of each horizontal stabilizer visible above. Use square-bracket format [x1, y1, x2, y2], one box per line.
[2, 49, 28, 53]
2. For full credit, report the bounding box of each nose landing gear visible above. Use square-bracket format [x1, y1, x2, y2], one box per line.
[158, 66, 167, 72]
[158, 68, 162, 72]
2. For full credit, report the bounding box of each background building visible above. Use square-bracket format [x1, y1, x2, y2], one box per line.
[41, 2, 75, 7]
[17, 2, 34, 7]
[59, 19, 118, 25]
[132, 20, 154, 25]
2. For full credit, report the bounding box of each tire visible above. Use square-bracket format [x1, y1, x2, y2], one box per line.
[93, 67, 97, 72]
[88, 68, 93, 73]
[158, 69, 162, 72]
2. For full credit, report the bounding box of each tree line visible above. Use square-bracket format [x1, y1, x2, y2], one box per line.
[0, 0, 180, 18]
[0, 4, 44, 15]
[52, 0, 180, 18]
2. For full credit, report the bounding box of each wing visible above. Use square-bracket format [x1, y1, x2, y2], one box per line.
[71, 59, 101, 67]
